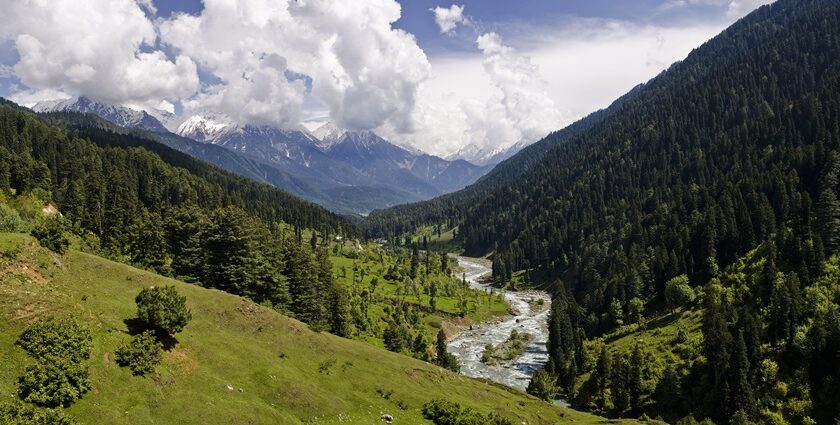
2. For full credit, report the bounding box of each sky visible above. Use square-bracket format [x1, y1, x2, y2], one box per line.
[0, 0, 775, 157]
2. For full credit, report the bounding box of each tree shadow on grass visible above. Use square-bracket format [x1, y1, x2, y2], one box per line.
[123, 317, 179, 351]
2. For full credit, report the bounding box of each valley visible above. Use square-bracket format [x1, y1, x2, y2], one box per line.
[446, 257, 553, 393]
[2, 0, 840, 424]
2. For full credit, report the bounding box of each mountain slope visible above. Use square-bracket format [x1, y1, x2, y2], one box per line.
[370, 0, 840, 423]
[33, 97, 171, 133]
[177, 116, 491, 214]
[0, 103, 354, 245]
[0, 233, 622, 424]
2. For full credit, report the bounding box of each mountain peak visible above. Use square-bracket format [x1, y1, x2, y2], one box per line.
[176, 114, 236, 143]
[32, 96, 169, 133]
[311, 122, 345, 151]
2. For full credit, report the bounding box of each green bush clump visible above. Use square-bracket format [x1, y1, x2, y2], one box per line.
[17, 360, 91, 408]
[30, 216, 69, 254]
[0, 400, 78, 425]
[527, 368, 559, 401]
[135, 286, 191, 337]
[115, 331, 162, 376]
[15, 318, 93, 408]
[17, 318, 93, 362]
[421, 399, 513, 425]
[17, 318, 93, 363]
[0, 203, 26, 232]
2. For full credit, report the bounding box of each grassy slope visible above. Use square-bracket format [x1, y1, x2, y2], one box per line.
[574, 309, 703, 410]
[0, 233, 628, 425]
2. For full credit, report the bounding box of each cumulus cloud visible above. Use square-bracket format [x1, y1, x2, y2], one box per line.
[378, 32, 562, 156]
[659, 0, 775, 18]
[431, 5, 470, 34]
[0, 0, 199, 109]
[160, 0, 430, 131]
[726, 0, 775, 18]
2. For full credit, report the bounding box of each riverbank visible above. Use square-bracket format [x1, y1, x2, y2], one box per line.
[446, 257, 555, 394]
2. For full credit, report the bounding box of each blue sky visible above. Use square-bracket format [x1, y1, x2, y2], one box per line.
[0, 0, 773, 156]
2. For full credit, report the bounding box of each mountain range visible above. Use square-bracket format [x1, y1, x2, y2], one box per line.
[31, 97, 494, 216]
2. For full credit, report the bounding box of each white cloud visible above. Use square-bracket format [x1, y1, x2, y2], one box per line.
[659, 0, 775, 19]
[380, 19, 727, 156]
[0, 0, 199, 109]
[160, 0, 430, 131]
[727, 0, 774, 18]
[8, 88, 71, 108]
[378, 32, 562, 156]
[431, 5, 470, 34]
[0, 0, 777, 157]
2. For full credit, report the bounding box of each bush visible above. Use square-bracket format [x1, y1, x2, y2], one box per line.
[30, 216, 69, 254]
[665, 275, 696, 311]
[17, 318, 92, 363]
[115, 331, 163, 376]
[0, 203, 26, 232]
[0, 400, 78, 425]
[527, 368, 559, 401]
[422, 399, 514, 425]
[135, 286, 191, 337]
[18, 360, 91, 408]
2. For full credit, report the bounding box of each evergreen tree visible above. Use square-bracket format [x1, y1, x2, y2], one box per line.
[435, 329, 460, 372]
[728, 330, 756, 418]
[127, 212, 169, 274]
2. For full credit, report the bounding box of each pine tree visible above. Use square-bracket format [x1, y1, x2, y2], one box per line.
[127, 211, 169, 274]
[629, 342, 644, 409]
[410, 243, 420, 279]
[594, 345, 612, 406]
[435, 329, 460, 373]
[655, 365, 682, 419]
[728, 330, 756, 418]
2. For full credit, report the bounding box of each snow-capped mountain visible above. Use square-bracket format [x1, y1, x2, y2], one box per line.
[311, 122, 345, 151]
[141, 107, 181, 133]
[176, 114, 236, 143]
[177, 114, 320, 166]
[32, 97, 170, 133]
[446, 140, 534, 166]
[27, 96, 494, 214]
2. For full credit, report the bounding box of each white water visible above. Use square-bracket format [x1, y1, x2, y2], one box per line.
[447, 257, 553, 392]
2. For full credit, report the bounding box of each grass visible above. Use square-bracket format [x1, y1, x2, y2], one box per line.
[0, 233, 636, 424]
[329, 247, 510, 346]
[573, 308, 703, 409]
[410, 225, 460, 253]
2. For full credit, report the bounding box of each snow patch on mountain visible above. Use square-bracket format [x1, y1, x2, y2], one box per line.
[32, 96, 169, 133]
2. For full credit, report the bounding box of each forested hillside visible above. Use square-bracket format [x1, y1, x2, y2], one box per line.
[362, 97, 621, 239]
[367, 0, 840, 423]
[0, 105, 353, 240]
[0, 104, 371, 329]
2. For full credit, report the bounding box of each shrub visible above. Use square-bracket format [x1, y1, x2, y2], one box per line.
[30, 216, 69, 254]
[0, 400, 78, 425]
[422, 399, 514, 425]
[665, 275, 696, 311]
[135, 286, 192, 337]
[17, 318, 92, 363]
[527, 368, 559, 401]
[18, 360, 91, 408]
[115, 331, 162, 376]
[0, 203, 26, 232]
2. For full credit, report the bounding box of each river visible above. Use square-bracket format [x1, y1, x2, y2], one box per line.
[447, 257, 554, 394]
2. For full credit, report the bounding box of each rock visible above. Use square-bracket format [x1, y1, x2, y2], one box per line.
[381, 414, 394, 423]
[226, 384, 234, 391]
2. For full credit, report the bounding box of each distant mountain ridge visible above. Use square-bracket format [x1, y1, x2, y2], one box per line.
[30, 98, 492, 215]
[32, 97, 172, 133]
